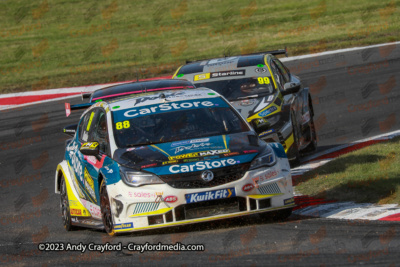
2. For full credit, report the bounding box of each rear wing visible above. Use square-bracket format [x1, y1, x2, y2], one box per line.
[65, 102, 92, 117]
[185, 47, 288, 64]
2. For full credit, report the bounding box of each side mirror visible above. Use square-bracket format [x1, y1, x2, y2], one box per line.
[282, 82, 301, 95]
[251, 118, 271, 133]
[63, 124, 77, 137]
[80, 142, 100, 156]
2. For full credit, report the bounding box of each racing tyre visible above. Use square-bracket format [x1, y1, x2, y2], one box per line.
[60, 175, 75, 231]
[289, 112, 300, 166]
[303, 115, 317, 153]
[100, 179, 115, 236]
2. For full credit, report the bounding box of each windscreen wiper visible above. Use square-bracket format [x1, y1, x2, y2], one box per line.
[236, 94, 259, 100]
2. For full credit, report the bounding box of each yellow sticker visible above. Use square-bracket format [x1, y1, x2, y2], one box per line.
[194, 73, 210, 81]
[81, 142, 98, 150]
[168, 152, 200, 160]
[257, 77, 270, 85]
[115, 120, 130, 130]
[86, 112, 95, 131]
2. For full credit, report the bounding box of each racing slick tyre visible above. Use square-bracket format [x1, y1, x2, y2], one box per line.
[100, 179, 116, 236]
[60, 175, 76, 231]
[303, 115, 317, 153]
[289, 112, 300, 167]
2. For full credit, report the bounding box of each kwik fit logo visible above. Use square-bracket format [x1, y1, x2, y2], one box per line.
[185, 188, 235, 203]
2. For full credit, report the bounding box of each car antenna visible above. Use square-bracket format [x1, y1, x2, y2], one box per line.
[159, 93, 167, 102]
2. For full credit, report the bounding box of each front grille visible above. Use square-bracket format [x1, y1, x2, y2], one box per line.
[159, 163, 250, 189]
[258, 183, 281, 195]
[176, 197, 247, 220]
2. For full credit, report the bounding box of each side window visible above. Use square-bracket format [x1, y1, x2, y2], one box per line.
[270, 61, 285, 88]
[78, 111, 95, 142]
[91, 109, 109, 154]
[274, 59, 290, 82]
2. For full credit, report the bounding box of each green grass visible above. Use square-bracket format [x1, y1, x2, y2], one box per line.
[0, 0, 399, 93]
[295, 136, 400, 205]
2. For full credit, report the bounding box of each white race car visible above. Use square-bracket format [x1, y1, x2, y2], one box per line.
[55, 87, 295, 235]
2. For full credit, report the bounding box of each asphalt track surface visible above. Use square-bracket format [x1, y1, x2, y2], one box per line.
[1, 44, 400, 266]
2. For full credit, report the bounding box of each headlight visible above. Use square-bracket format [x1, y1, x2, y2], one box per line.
[120, 167, 164, 187]
[265, 114, 280, 127]
[249, 145, 276, 170]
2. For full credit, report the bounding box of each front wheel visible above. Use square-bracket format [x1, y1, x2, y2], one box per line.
[60, 175, 75, 231]
[100, 179, 115, 236]
[303, 116, 317, 153]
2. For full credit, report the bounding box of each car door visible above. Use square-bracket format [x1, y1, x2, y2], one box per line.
[66, 109, 96, 205]
[81, 108, 111, 206]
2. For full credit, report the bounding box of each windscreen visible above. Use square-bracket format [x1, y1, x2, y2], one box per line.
[112, 98, 250, 148]
[195, 77, 275, 101]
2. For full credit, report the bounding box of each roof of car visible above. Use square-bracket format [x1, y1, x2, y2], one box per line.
[105, 88, 222, 111]
[177, 54, 267, 75]
[91, 79, 195, 101]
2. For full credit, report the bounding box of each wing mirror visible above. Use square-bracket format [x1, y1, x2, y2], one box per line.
[80, 142, 100, 156]
[282, 82, 301, 95]
[63, 124, 77, 137]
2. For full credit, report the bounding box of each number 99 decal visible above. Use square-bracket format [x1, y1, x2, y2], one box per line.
[115, 121, 130, 130]
[257, 77, 270, 84]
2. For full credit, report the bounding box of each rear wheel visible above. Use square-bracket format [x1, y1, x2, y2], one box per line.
[60, 175, 75, 231]
[100, 179, 115, 236]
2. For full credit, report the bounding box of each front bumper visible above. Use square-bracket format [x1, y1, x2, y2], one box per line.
[106, 162, 294, 233]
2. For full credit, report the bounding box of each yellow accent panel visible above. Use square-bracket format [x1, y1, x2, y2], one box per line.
[129, 207, 173, 218]
[247, 103, 281, 121]
[58, 165, 90, 217]
[151, 145, 171, 157]
[284, 133, 295, 153]
[194, 73, 210, 81]
[222, 135, 227, 149]
[264, 55, 278, 89]
[86, 111, 95, 131]
[118, 204, 296, 232]
[248, 193, 283, 199]
[172, 66, 182, 79]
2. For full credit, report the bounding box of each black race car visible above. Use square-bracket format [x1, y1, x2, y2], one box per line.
[172, 50, 317, 163]
[66, 79, 195, 115]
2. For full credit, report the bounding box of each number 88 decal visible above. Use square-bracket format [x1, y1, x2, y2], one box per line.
[115, 120, 130, 130]
[257, 77, 270, 84]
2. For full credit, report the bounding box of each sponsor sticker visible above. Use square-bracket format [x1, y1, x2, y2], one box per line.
[71, 208, 82, 216]
[162, 160, 178, 165]
[163, 195, 178, 203]
[242, 183, 254, 192]
[81, 142, 99, 150]
[114, 223, 134, 230]
[185, 188, 236, 203]
[284, 197, 295, 205]
[116, 99, 228, 121]
[252, 170, 280, 188]
[210, 69, 245, 78]
[239, 99, 255, 106]
[194, 73, 211, 81]
[83, 168, 96, 201]
[198, 149, 229, 157]
[258, 106, 278, 117]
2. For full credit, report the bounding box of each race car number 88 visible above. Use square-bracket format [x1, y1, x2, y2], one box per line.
[116, 121, 130, 130]
[258, 77, 270, 84]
